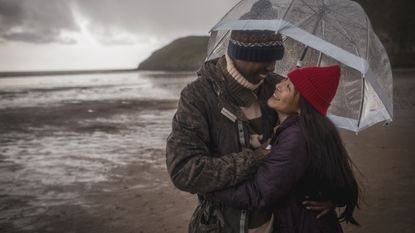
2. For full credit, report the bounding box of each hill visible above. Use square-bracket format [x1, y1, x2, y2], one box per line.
[137, 36, 209, 71]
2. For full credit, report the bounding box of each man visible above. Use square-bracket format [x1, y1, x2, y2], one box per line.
[166, 29, 281, 232]
[166, 1, 332, 232]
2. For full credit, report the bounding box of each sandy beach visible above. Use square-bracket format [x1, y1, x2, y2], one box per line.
[0, 70, 414, 233]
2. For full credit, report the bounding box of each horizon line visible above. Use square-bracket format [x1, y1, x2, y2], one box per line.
[0, 68, 142, 78]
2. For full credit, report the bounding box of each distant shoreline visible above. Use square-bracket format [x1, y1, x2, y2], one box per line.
[0, 68, 201, 78]
[1, 67, 412, 78]
[0, 68, 140, 78]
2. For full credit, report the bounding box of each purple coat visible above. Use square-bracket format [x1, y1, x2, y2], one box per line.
[208, 116, 343, 233]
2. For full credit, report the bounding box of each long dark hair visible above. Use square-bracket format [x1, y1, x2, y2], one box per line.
[297, 96, 360, 225]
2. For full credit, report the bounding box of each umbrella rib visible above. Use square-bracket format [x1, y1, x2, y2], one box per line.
[206, 31, 230, 61]
[280, 0, 315, 28]
[324, 19, 362, 58]
[324, 12, 367, 32]
[324, 2, 368, 31]
[281, 0, 296, 20]
[295, 11, 321, 30]
[217, 0, 245, 26]
[357, 13, 372, 129]
[302, 2, 367, 33]
[283, 0, 330, 34]
[329, 2, 366, 17]
[299, 0, 321, 15]
[297, 0, 332, 33]
[357, 77, 365, 129]
[364, 12, 371, 61]
[325, 19, 354, 43]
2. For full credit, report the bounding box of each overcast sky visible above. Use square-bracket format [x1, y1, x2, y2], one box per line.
[0, 0, 239, 71]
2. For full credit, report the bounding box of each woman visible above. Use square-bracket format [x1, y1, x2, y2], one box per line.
[207, 65, 360, 233]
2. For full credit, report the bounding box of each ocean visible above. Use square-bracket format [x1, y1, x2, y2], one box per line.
[0, 71, 195, 209]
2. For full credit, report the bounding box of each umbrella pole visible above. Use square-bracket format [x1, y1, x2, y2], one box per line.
[297, 47, 323, 67]
[296, 10, 324, 68]
[317, 51, 323, 66]
[296, 46, 309, 68]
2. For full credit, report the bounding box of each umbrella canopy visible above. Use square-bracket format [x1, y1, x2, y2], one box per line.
[207, 0, 393, 132]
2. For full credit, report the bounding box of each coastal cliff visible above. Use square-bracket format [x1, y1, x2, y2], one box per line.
[137, 36, 209, 71]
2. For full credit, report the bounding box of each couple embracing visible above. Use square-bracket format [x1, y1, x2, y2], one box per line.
[166, 3, 360, 233]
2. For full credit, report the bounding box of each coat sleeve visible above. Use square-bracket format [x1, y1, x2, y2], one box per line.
[166, 82, 267, 194]
[206, 127, 307, 209]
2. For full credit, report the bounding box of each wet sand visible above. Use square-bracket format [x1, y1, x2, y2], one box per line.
[1, 70, 414, 233]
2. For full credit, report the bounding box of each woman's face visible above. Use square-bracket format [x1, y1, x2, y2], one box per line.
[267, 78, 300, 114]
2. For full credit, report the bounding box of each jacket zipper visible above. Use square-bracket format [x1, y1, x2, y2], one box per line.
[240, 209, 247, 233]
[237, 120, 248, 233]
[211, 77, 249, 233]
[237, 120, 247, 149]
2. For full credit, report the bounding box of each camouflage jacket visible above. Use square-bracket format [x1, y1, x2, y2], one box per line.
[166, 57, 281, 233]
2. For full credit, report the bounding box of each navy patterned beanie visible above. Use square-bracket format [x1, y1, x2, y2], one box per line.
[227, 0, 284, 62]
[228, 30, 284, 62]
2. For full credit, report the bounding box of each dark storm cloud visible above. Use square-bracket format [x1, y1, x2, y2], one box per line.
[0, 0, 78, 44]
[0, 0, 238, 45]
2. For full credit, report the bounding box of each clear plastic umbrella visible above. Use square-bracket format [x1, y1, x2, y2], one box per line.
[207, 0, 393, 132]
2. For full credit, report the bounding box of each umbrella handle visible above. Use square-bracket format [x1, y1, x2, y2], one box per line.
[296, 48, 323, 68]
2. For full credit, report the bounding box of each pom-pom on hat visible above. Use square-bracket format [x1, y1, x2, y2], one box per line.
[288, 65, 341, 116]
[227, 0, 284, 62]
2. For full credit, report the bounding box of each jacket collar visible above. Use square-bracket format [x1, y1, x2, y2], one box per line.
[198, 56, 258, 107]
[271, 114, 299, 144]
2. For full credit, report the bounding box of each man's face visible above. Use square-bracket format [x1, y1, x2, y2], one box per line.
[233, 59, 276, 84]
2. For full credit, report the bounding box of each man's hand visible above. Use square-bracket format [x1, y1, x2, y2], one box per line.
[255, 147, 271, 156]
[255, 139, 272, 156]
[302, 196, 335, 219]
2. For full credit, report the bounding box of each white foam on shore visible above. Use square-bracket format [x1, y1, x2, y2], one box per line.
[0, 71, 189, 209]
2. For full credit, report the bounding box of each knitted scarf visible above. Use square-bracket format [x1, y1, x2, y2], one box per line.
[218, 54, 265, 149]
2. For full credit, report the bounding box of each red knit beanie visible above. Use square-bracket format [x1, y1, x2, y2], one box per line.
[288, 65, 340, 116]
